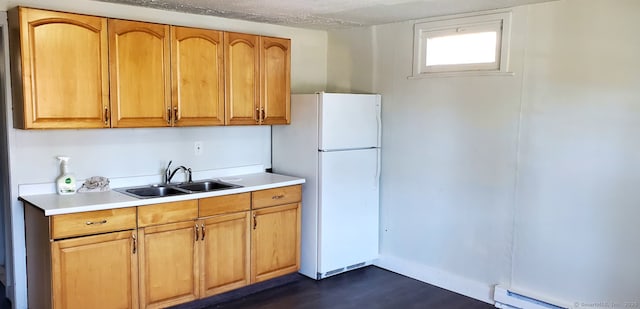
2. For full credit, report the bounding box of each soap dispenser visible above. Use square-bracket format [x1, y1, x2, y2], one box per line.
[56, 156, 76, 195]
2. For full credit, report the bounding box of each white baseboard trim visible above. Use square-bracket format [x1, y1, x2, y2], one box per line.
[374, 254, 495, 304]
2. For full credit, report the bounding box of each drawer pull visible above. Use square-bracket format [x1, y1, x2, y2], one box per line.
[85, 219, 107, 225]
[272, 194, 285, 200]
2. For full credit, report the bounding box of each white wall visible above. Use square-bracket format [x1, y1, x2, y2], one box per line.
[328, 0, 640, 306]
[326, 26, 376, 93]
[513, 0, 640, 304]
[0, 1, 327, 307]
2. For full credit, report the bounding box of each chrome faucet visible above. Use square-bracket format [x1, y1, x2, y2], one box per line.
[164, 161, 192, 184]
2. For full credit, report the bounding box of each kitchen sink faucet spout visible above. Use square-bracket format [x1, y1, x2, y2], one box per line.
[164, 161, 192, 184]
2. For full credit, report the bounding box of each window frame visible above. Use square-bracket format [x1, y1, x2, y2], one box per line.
[412, 10, 513, 78]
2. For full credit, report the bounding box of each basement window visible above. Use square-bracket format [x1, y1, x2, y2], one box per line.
[412, 11, 512, 78]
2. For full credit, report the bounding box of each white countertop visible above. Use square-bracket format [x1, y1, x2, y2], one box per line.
[20, 172, 305, 216]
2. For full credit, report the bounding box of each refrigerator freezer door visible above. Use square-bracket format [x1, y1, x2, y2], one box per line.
[318, 148, 379, 276]
[319, 93, 381, 151]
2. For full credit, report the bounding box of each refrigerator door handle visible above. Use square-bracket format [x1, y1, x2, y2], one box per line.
[375, 149, 381, 190]
[376, 101, 382, 148]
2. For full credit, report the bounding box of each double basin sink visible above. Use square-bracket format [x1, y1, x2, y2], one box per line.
[116, 180, 241, 199]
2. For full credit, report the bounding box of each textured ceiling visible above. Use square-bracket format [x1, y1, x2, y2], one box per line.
[96, 0, 556, 29]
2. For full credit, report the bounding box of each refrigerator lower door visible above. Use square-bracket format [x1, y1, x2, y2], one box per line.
[318, 148, 379, 277]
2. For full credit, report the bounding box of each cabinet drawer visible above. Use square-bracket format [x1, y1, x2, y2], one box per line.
[138, 200, 198, 227]
[51, 207, 136, 239]
[252, 185, 301, 209]
[200, 193, 250, 217]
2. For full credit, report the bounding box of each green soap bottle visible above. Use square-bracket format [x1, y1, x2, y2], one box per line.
[56, 156, 76, 195]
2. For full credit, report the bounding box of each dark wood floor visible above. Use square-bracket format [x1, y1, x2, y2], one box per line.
[0, 267, 493, 309]
[0, 282, 11, 309]
[205, 266, 492, 309]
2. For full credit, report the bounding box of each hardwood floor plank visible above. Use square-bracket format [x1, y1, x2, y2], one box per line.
[195, 266, 493, 309]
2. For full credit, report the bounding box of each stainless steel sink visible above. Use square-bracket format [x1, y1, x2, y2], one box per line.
[176, 180, 241, 192]
[115, 180, 241, 199]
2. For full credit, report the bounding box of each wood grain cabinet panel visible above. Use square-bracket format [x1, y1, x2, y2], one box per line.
[224, 33, 292, 126]
[138, 221, 199, 308]
[171, 26, 225, 126]
[260, 36, 291, 125]
[137, 200, 198, 227]
[51, 230, 139, 309]
[109, 19, 170, 128]
[199, 192, 250, 217]
[9, 7, 109, 129]
[252, 185, 302, 209]
[251, 202, 301, 283]
[224, 32, 260, 125]
[51, 207, 136, 239]
[199, 212, 251, 297]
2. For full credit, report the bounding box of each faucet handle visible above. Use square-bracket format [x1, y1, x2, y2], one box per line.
[187, 168, 193, 183]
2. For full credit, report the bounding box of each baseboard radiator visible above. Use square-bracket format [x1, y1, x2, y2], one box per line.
[494, 286, 568, 309]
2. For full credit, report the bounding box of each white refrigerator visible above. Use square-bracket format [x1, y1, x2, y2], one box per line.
[272, 92, 381, 280]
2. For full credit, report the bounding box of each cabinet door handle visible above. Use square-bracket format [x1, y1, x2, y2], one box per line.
[253, 213, 257, 230]
[255, 107, 260, 122]
[167, 107, 172, 125]
[132, 233, 137, 254]
[201, 224, 205, 240]
[173, 107, 179, 123]
[272, 194, 285, 200]
[85, 219, 107, 225]
[104, 107, 109, 126]
[194, 224, 199, 241]
[261, 107, 265, 122]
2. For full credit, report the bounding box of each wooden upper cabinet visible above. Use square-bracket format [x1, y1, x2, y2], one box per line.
[10, 7, 291, 129]
[260, 36, 291, 125]
[171, 26, 225, 126]
[225, 32, 260, 125]
[9, 7, 109, 129]
[109, 19, 170, 128]
[224, 33, 291, 126]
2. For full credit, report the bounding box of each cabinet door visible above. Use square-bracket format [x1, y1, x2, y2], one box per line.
[11, 8, 109, 129]
[109, 19, 170, 128]
[138, 221, 199, 308]
[251, 203, 301, 283]
[200, 212, 250, 297]
[171, 26, 225, 126]
[225, 32, 260, 125]
[51, 231, 138, 309]
[260, 36, 291, 125]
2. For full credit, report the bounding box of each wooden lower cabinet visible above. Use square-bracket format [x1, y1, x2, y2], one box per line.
[24, 186, 301, 309]
[138, 221, 199, 308]
[51, 231, 139, 309]
[251, 202, 301, 283]
[200, 212, 251, 297]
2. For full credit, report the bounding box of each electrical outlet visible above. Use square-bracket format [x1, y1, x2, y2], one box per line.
[194, 141, 203, 156]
